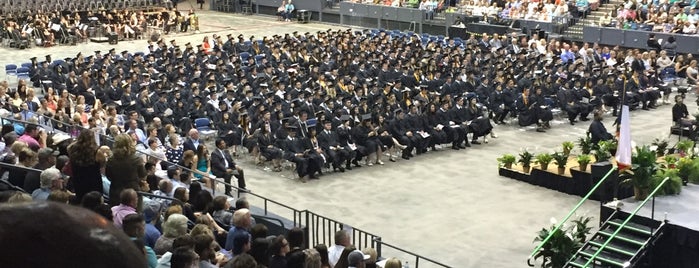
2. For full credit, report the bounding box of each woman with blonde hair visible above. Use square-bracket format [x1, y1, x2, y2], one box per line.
[106, 133, 147, 206]
[154, 213, 189, 255]
[384, 258, 402, 268]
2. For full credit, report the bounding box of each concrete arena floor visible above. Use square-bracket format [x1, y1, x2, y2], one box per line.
[1, 3, 690, 267]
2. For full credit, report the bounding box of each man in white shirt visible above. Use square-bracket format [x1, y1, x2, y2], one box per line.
[328, 230, 351, 267]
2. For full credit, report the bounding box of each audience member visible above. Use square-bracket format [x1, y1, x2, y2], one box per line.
[112, 188, 139, 228]
[31, 167, 63, 201]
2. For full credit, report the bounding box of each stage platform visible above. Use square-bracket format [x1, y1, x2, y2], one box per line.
[600, 184, 699, 268]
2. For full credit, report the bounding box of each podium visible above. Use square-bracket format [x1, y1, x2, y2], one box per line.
[297, 10, 310, 24]
[108, 32, 118, 45]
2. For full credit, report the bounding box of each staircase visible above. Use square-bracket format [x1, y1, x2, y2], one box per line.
[565, 212, 666, 268]
[564, 0, 624, 40]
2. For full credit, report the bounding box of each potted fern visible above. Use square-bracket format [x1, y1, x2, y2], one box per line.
[553, 152, 568, 175]
[562, 141, 574, 157]
[594, 140, 615, 163]
[536, 153, 553, 171]
[578, 136, 593, 154]
[650, 168, 683, 196]
[652, 138, 669, 157]
[577, 154, 591, 172]
[498, 154, 517, 169]
[519, 150, 534, 173]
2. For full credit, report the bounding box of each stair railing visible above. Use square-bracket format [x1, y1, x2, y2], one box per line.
[527, 166, 618, 266]
[580, 177, 670, 268]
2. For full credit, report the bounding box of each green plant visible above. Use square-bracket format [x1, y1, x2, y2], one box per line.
[578, 137, 593, 154]
[577, 154, 591, 166]
[533, 216, 592, 268]
[553, 152, 568, 168]
[519, 150, 534, 167]
[677, 140, 695, 156]
[536, 153, 553, 167]
[498, 154, 517, 168]
[677, 157, 694, 182]
[562, 141, 575, 156]
[594, 140, 617, 162]
[622, 145, 658, 200]
[663, 155, 678, 169]
[652, 138, 669, 156]
[650, 168, 683, 196]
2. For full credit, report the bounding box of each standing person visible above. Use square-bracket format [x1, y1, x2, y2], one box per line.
[68, 129, 102, 202]
[197, 0, 205, 9]
[211, 139, 247, 195]
[106, 133, 148, 207]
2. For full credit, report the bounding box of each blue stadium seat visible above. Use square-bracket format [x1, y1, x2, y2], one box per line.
[5, 64, 17, 79]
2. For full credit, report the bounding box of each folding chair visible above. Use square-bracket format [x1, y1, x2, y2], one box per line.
[5, 64, 17, 80]
[194, 118, 217, 141]
[16, 67, 30, 81]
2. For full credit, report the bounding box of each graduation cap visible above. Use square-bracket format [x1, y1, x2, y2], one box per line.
[394, 108, 403, 115]
[315, 110, 325, 117]
[193, 95, 203, 102]
[339, 114, 351, 121]
[360, 114, 372, 121]
[281, 117, 293, 124]
[94, 51, 101, 54]
[109, 48, 115, 53]
[287, 124, 298, 130]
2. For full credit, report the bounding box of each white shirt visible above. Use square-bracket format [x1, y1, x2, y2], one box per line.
[328, 245, 346, 268]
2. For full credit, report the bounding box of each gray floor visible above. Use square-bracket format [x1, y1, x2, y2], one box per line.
[1, 4, 693, 267]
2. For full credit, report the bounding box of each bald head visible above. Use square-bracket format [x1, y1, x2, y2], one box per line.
[188, 129, 199, 140]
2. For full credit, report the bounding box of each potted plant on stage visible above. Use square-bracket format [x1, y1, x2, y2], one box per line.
[652, 138, 669, 157]
[533, 216, 592, 268]
[553, 152, 568, 175]
[577, 154, 591, 172]
[622, 145, 658, 200]
[519, 150, 534, 173]
[498, 154, 517, 169]
[650, 167, 683, 196]
[676, 140, 695, 157]
[593, 141, 612, 163]
[536, 153, 553, 171]
[562, 141, 574, 157]
[578, 136, 593, 154]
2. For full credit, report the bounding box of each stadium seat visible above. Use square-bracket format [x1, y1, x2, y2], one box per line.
[5, 64, 17, 80]
[194, 117, 217, 141]
[240, 52, 251, 62]
[16, 67, 30, 81]
[20, 62, 32, 69]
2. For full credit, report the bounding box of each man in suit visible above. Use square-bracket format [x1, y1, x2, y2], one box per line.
[281, 125, 312, 182]
[182, 129, 201, 153]
[211, 139, 248, 195]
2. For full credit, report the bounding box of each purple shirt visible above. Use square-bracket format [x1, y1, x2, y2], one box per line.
[111, 204, 137, 228]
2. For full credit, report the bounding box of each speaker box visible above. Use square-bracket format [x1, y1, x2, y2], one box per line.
[108, 32, 118, 45]
[591, 162, 619, 202]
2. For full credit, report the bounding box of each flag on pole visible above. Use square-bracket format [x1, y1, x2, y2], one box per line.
[615, 105, 632, 170]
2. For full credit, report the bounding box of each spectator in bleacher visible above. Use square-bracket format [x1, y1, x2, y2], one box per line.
[287, 227, 307, 268]
[269, 235, 291, 268]
[170, 246, 199, 268]
[283, 0, 296, 22]
[31, 167, 63, 201]
[18, 124, 45, 150]
[106, 133, 148, 206]
[383, 258, 402, 268]
[112, 188, 138, 228]
[80, 190, 113, 220]
[194, 234, 229, 268]
[67, 129, 102, 202]
[328, 230, 350, 267]
[122, 214, 159, 268]
[155, 213, 190, 255]
[212, 195, 233, 227]
[225, 208, 252, 251]
[22, 147, 57, 193]
[143, 199, 164, 248]
[0, 202, 147, 268]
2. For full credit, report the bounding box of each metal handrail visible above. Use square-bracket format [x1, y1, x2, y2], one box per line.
[527, 166, 618, 266]
[581, 177, 671, 268]
[373, 238, 452, 268]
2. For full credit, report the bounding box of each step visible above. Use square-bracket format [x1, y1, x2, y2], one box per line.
[608, 219, 654, 236]
[589, 240, 640, 256]
[580, 247, 628, 267]
[567, 256, 618, 268]
[598, 229, 648, 247]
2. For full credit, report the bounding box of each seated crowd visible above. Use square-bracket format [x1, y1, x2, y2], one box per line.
[348, 0, 585, 22]
[0, 27, 690, 186]
[0, 171, 403, 268]
[599, 0, 699, 35]
[2, 7, 200, 47]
